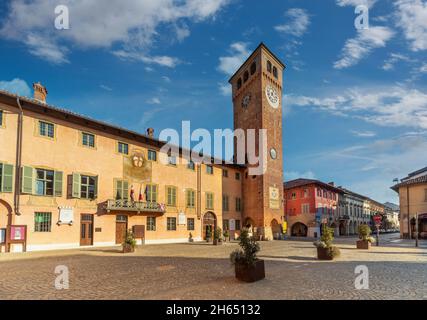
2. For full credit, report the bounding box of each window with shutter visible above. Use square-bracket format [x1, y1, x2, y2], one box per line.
[186, 189, 195, 208]
[167, 186, 177, 206]
[0, 163, 13, 193]
[146, 184, 157, 203]
[114, 179, 129, 200]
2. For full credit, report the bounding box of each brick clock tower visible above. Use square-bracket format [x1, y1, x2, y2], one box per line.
[229, 43, 285, 240]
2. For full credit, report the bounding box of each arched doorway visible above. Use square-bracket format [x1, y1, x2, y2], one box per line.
[271, 219, 281, 239]
[291, 222, 308, 237]
[339, 221, 347, 236]
[0, 200, 12, 248]
[202, 212, 217, 240]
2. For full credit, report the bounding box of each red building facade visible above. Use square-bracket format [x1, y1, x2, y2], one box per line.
[284, 179, 343, 238]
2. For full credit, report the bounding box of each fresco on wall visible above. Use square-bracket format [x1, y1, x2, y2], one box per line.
[123, 149, 152, 183]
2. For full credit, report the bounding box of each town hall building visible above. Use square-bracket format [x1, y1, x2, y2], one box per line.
[0, 43, 285, 252]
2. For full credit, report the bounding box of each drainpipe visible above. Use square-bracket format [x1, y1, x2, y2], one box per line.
[14, 97, 23, 217]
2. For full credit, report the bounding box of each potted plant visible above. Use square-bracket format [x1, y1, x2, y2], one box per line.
[313, 225, 341, 260]
[230, 228, 265, 282]
[357, 224, 375, 249]
[206, 228, 212, 242]
[213, 227, 223, 245]
[189, 232, 194, 243]
[223, 229, 229, 242]
[122, 229, 136, 253]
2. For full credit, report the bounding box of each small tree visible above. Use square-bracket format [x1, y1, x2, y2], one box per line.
[358, 224, 375, 243]
[214, 227, 222, 241]
[230, 228, 260, 266]
[313, 224, 340, 258]
[206, 228, 212, 241]
[223, 229, 229, 241]
[123, 229, 136, 248]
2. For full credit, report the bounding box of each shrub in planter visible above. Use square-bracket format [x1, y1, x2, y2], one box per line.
[357, 225, 375, 249]
[313, 225, 340, 260]
[230, 228, 265, 282]
[122, 229, 136, 253]
[213, 227, 223, 245]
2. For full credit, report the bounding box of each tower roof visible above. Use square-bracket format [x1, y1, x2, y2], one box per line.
[228, 42, 286, 83]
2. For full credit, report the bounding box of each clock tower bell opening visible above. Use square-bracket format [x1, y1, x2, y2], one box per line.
[229, 43, 285, 240]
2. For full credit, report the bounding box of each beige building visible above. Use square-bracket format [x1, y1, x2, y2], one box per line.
[392, 167, 427, 239]
[0, 43, 285, 252]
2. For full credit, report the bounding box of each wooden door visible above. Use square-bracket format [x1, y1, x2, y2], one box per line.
[80, 214, 94, 246]
[115, 215, 128, 244]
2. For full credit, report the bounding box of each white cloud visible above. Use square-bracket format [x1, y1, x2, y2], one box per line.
[218, 82, 231, 96]
[146, 97, 161, 105]
[100, 84, 113, 91]
[274, 8, 310, 37]
[284, 171, 316, 181]
[0, 0, 230, 64]
[218, 42, 251, 76]
[0, 78, 31, 97]
[162, 76, 171, 83]
[113, 51, 181, 68]
[334, 26, 394, 69]
[420, 64, 427, 73]
[395, 0, 427, 51]
[336, 0, 377, 8]
[285, 86, 427, 129]
[350, 130, 377, 137]
[382, 53, 411, 71]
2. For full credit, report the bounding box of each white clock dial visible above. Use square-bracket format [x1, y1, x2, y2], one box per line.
[242, 94, 251, 109]
[270, 148, 277, 160]
[265, 85, 279, 109]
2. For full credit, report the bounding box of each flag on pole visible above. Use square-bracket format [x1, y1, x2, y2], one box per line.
[130, 185, 135, 202]
[138, 184, 143, 201]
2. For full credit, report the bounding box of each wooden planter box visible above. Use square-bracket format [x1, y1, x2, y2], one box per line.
[317, 247, 333, 260]
[122, 244, 135, 253]
[213, 239, 223, 245]
[357, 240, 371, 250]
[235, 260, 265, 282]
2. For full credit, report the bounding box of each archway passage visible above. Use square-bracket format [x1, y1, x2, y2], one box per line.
[291, 222, 308, 237]
[0, 200, 12, 248]
[202, 212, 217, 240]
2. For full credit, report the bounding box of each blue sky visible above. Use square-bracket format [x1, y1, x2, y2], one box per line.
[0, 0, 427, 203]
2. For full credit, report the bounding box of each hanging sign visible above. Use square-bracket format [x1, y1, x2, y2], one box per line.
[229, 219, 236, 231]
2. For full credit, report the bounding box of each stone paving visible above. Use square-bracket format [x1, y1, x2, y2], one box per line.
[0, 234, 426, 300]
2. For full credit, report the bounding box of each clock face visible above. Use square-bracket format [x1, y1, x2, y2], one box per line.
[242, 94, 251, 109]
[265, 85, 279, 109]
[270, 148, 277, 160]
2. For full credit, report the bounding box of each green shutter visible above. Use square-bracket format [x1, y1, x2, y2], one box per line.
[72, 173, 81, 198]
[123, 180, 129, 200]
[22, 166, 34, 194]
[54, 171, 63, 197]
[1, 164, 13, 193]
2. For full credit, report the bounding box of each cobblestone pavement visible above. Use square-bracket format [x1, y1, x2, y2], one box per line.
[0, 234, 426, 300]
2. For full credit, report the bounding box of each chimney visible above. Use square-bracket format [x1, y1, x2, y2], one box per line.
[33, 82, 48, 103]
[146, 128, 154, 138]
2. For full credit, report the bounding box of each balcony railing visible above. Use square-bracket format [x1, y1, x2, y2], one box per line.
[105, 199, 166, 214]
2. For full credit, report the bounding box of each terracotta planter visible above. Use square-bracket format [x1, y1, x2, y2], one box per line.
[317, 247, 333, 260]
[122, 244, 135, 253]
[235, 260, 265, 282]
[357, 240, 371, 250]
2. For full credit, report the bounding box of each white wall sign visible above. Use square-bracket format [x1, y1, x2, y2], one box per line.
[58, 207, 74, 225]
[178, 212, 186, 225]
[229, 219, 235, 231]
